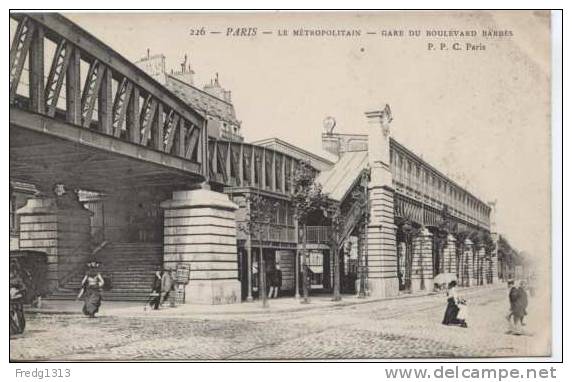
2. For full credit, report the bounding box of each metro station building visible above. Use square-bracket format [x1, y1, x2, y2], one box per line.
[10, 14, 505, 305]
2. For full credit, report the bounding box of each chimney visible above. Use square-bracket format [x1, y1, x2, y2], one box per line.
[224, 90, 232, 103]
[171, 54, 195, 86]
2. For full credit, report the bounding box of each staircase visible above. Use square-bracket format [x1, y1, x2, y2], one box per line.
[339, 201, 366, 245]
[316, 150, 369, 248]
[48, 242, 163, 302]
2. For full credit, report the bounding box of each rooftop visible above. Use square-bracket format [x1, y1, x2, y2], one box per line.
[316, 151, 368, 202]
[165, 75, 240, 126]
[251, 137, 336, 172]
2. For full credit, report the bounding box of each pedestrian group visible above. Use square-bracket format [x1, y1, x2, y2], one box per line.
[147, 267, 175, 310]
[441, 277, 530, 335]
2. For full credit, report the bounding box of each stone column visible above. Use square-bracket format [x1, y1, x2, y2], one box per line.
[472, 246, 479, 285]
[294, 220, 301, 299]
[484, 255, 493, 285]
[464, 239, 474, 286]
[476, 246, 486, 286]
[396, 241, 406, 288]
[457, 246, 465, 285]
[411, 227, 433, 291]
[357, 223, 369, 295]
[457, 244, 465, 285]
[365, 105, 399, 298]
[488, 201, 500, 284]
[489, 234, 499, 284]
[246, 242, 253, 301]
[443, 234, 457, 275]
[471, 246, 478, 286]
[161, 189, 241, 304]
[17, 192, 92, 291]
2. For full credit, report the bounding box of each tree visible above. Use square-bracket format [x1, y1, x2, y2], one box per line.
[350, 173, 370, 298]
[468, 230, 494, 285]
[453, 230, 471, 286]
[238, 192, 278, 308]
[497, 234, 521, 280]
[290, 161, 329, 304]
[432, 206, 458, 274]
[327, 204, 343, 301]
[395, 216, 422, 292]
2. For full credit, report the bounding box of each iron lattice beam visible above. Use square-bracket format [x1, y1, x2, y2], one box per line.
[10, 13, 206, 178]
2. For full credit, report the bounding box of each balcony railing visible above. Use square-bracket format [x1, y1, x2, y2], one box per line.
[301, 226, 332, 244]
[252, 224, 296, 243]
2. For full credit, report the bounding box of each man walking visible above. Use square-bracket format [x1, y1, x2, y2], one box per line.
[148, 268, 163, 310]
[268, 265, 282, 298]
[506, 280, 517, 322]
[509, 280, 528, 333]
[160, 268, 175, 307]
[516, 280, 529, 326]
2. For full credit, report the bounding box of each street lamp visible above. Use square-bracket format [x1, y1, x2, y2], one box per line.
[256, 158, 269, 309]
[358, 224, 367, 299]
[353, 170, 370, 298]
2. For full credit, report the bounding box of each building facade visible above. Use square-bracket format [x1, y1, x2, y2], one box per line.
[134, 52, 243, 142]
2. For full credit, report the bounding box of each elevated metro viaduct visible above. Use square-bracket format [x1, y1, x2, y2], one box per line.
[10, 13, 500, 304]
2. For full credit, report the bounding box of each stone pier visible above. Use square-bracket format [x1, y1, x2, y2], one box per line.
[488, 202, 500, 284]
[366, 189, 399, 297]
[474, 246, 485, 286]
[462, 239, 474, 287]
[365, 105, 399, 298]
[411, 227, 434, 291]
[161, 189, 241, 304]
[16, 193, 92, 291]
[489, 251, 499, 284]
[443, 234, 457, 275]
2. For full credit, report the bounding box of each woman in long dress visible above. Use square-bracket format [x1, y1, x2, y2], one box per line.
[78, 262, 104, 318]
[442, 280, 468, 327]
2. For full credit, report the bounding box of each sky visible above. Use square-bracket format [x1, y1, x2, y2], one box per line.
[65, 11, 552, 263]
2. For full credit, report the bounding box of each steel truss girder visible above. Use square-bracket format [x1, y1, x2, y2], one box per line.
[9, 16, 36, 103]
[10, 13, 208, 178]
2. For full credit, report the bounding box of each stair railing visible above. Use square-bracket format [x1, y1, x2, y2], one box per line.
[58, 240, 110, 288]
[91, 240, 110, 259]
[340, 201, 364, 245]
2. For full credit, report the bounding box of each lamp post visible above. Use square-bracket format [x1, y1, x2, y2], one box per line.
[358, 221, 367, 298]
[246, 198, 253, 302]
[294, 219, 300, 299]
[301, 225, 310, 304]
[257, 226, 268, 308]
[353, 170, 370, 298]
[255, 157, 269, 309]
[328, 204, 342, 302]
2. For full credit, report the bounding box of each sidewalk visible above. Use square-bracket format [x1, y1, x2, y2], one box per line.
[29, 284, 504, 318]
[13, 283, 548, 361]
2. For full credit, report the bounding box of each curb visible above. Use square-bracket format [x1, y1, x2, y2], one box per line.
[27, 284, 505, 317]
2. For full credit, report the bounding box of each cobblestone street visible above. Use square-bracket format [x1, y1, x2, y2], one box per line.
[10, 285, 550, 361]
